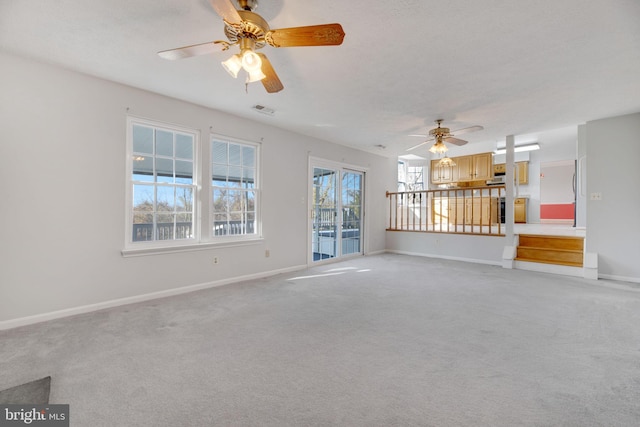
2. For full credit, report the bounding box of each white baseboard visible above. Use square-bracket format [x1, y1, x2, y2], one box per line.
[366, 249, 387, 256]
[599, 273, 640, 284]
[0, 264, 307, 331]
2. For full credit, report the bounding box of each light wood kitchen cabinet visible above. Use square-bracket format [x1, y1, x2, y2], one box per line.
[432, 196, 498, 226]
[467, 197, 498, 225]
[492, 161, 528, 184]
[430, 152, 494, 185]
[514, 197, 527, 223]
[516, 161, 528, 184]
[449, 198, 466, 225]
[430, 159, 455, 184]
[432, 197, 463, 225]
[473, 153, 493, 181]
[455, 153, 493, 182]
[454, 156, 472, 181]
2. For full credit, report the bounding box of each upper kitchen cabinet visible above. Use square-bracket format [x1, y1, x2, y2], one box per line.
[493, 161, 529, 184]
[516, 161, 528, 184]
[430, 152, 494, 185]
[455, 156, 472, 181]
[456, 153, 493, 182]
[430, 159, 455, 184]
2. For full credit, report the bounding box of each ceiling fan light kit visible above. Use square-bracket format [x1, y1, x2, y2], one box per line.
[429, 140, 448, 154]
[246, 67, 267, 83]
[240, 50, 261, 72]
[158, 0, 345, 93]
[221, 54, 242, 78]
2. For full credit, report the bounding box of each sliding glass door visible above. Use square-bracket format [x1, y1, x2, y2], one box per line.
[312, 167, 337, 261]
[341, 171, 363, 256]
[311, 162, 364, 263]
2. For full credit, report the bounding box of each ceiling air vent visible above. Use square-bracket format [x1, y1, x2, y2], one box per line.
[252, 105, 275, 116]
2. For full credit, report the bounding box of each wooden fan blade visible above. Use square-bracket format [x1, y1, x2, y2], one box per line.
[158, 41, 226, 60]
[257, 53, 284, 93]
[209, 0, 242, 25]
[452, 125, 483, 136]
[266, 23, 345, 47]
[444, 136, 468, 146]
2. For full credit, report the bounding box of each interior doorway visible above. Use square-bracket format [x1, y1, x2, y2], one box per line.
[310, 160, 365, 263]
[539, 160, 576, 224]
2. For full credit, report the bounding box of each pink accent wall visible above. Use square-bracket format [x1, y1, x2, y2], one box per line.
[540, 203, 575, 220]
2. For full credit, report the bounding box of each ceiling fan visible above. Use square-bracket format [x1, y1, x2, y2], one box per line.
[406, 120, 484, 153]
[157, 0, 345, 93]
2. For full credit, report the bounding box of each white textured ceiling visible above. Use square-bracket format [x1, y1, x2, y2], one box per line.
[1, 0, 639, 157]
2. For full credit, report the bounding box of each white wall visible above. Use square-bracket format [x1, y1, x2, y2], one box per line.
[585, 112, 640, 282]
[0, 52, 394, 325]
[386, 232, 506, 265]
[540, 162, 575, 204]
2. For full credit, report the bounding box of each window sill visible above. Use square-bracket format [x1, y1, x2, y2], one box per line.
[121, 237, 264, 257]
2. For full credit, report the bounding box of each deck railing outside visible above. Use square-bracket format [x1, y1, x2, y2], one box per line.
[133, 222, 193, 241]
[386, 185, 506, 236]
[132, 220, 255, 241]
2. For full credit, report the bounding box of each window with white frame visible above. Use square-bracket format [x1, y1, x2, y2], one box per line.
[211, 136, 259, 237]
[398, 161, 424, 192]
[126, 118, 262, 251]
[406, 165, 424, 191]
[127, 118, 197, 245]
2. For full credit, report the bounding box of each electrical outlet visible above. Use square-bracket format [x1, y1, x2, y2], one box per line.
[265, 249, 270, 258]
[590, 192, 602, 201]
[212, 257, 219, 265]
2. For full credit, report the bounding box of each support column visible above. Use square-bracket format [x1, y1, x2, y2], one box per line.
[502, 135, 517, 268]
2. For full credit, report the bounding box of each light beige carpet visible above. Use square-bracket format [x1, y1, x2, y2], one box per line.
[1, 254, 640, 426]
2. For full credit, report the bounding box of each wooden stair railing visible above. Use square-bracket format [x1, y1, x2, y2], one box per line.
[516, 234, 584, 267]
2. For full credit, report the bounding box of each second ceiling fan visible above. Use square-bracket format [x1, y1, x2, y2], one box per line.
[407, 120, 484, 153]
[158, 0, 346, 93]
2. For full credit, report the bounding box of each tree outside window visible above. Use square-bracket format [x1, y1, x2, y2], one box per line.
[211, 138, 258, 237]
